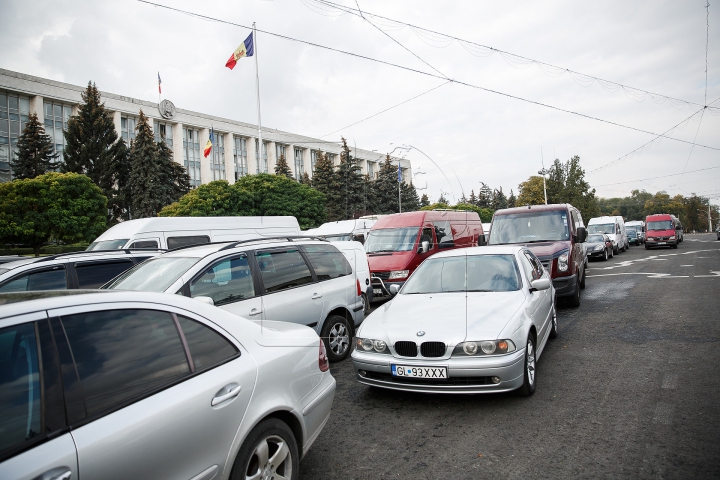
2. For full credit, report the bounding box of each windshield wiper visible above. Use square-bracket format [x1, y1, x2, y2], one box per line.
[368, 249, 397, 253]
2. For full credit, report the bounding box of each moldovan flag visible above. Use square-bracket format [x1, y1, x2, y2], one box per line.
[158, 72, 162, 94]
[225, 33, 254, 70]
[204, 127, 214, 158]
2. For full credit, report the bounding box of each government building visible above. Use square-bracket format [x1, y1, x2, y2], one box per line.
[0, 68, 411, 185]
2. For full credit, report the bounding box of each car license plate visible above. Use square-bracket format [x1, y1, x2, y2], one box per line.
[373, 289, 382, 295]
[658, 242, 666, 245]
[391, 365, 447, 378]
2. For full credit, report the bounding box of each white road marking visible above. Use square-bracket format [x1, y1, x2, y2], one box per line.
[680, 265, 694, 267]
[694, 271, 720, 278]
[586, 273, 689, 278]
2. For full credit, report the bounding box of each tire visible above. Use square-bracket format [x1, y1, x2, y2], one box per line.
[361, 293, 369, 314]
[321, 314, 352, 362]
[613, 245, 618, 255]
[645, 243, 650, 250]
[549, 302, 558, 339]
[603, 249, 608, 261]
[672, 242, 678, 249]
[610, 247, 614, 258]
[567, 281, 581, 308]
[516, 335, 537, 397]
[230, 418, 299, 480]
[579, 266, 586, 290]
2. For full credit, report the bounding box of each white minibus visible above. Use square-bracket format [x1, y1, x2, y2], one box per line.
[587, 216, 628, 254]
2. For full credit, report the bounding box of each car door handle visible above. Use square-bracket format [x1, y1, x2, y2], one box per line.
[248, 308, 263, 316]
[312, 293, 322, 299]
[212, 383, 241, 406]
[34, 468, 73, 480]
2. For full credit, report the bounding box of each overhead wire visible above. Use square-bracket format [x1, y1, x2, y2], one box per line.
[592, 165, 720, 187]
[309, 0, 718, 112]
[138, 0, 720, 154]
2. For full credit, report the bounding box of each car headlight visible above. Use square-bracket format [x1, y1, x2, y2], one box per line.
[669, 236, 675, 240]
[646, 237, 654, 241]
[452, 340, 516, 356]
[355, 337, 388, 354]
[557, 251, 569, 272]
[594, 245, 604, 251]
[388, 270, 409, 280]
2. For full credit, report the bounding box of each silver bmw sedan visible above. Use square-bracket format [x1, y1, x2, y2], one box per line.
[352, 246, 557, 395]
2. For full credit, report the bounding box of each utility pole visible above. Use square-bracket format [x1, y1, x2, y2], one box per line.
[539, 147, 548, 205]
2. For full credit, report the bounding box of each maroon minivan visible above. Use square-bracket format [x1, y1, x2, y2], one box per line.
[489, 204, 588, 307]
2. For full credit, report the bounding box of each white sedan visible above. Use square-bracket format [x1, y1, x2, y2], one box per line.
[0, 290, 335, 480]
[352, 246, 556, 395]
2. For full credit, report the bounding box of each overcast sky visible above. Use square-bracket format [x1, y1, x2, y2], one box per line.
[2, 0, 718, 206]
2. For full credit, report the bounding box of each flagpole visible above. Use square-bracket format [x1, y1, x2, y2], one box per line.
[253, 22, 263, 173]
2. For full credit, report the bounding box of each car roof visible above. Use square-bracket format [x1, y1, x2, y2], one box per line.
[0, 250, 162, 272]
[161, 237, 331, 258]
[426, 245, 524, 259]
[493, 204, 573, 215]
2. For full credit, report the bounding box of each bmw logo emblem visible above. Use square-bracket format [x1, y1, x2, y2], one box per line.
[417, 331, 425, 336]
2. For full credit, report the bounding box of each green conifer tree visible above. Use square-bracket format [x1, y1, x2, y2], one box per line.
[373, 155, 400, 213]
[507, 189, 517, 208]
[401, 181, 421, 212]
[311, 151, 342, 221]
[477, 182, 493, 208]
[300, 172, 312, 186]
[126, 111, 165, 218]
[157, 138, 191, 207]
[420, 193, 430, 207]
[335, 138, 364, 219]
[11, 113, 56, 179]
[274, 154, 293, 178]
[491, 187, 508, 210]
[469, 189, 477, 205]
[437, 193, 449, 204]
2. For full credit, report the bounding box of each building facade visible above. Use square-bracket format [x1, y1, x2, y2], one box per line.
[0, 68, 411, 185]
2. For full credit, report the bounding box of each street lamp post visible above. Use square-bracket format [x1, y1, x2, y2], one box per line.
[697, 208, 713, 233]
[538, 168, 549, 205]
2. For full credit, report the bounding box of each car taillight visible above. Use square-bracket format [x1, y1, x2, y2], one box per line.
[318, 339, 329, 372]
[356, 279, 362, 296]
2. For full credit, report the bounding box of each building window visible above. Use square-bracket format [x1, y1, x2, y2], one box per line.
[294, 147, 304, 180]
[275, 144, 286, 163]
[233, 136, 248, 180]
[211, 132, 225, 181]
[326, 153, 335, 165]
[310, 150, 318, 174]
[367, 161, 375, 178]
[153, 121, 173, 148]
[183, 127, 201, 187]
[42, 100, 71, 171]
[121, 116, 137, 144]
[255, 139, 268, 173]
[0, 93, 31, 182]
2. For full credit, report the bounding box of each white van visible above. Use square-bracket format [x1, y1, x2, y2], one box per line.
[332, 240, 372, 313]
[587, 216, 628, 254]
[305, 219, 376, 244]
[87, 216, 301, 251]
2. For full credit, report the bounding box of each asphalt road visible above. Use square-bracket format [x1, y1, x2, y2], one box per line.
[300, 233, 720, 479]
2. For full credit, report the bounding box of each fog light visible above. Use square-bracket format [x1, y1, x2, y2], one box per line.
[491, 376, 501, 384]
[359, 370, 367, 377]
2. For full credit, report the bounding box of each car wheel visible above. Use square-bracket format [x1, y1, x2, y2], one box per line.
[613, 245, 618, 255]
[579, 266, 586, 289]
[645, 244, 650, 250]
[321, 314, 352, 362]
[672, 242, 678, 249]
[517, 335, 537, 397]
[567, 282, 581, 308]
[603, 249, 608, 261]
[549, 303, 558, 339]
[361, 293, 369, 314]
[610, 247, 614, 258]
[230, 418, 299, 480]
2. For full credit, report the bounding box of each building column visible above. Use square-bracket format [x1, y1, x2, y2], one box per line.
[224, 132, 234, 183]
[248, 137, 259, 174]
[199, 128, 211, 184]
[112, 111, 122, 141]
[268, 141, 277, 174]
[172, 123, 184, 165]
[29, 95, 43, 123]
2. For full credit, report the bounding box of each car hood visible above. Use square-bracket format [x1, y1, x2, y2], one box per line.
[367, 251, 413, 272]
[359, 291, 525, 346]
[585, 241, 605, 248]
[519, 241, 571, 258]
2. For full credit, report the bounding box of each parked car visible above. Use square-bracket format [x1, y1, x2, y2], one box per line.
[671, 214, 684, 242]
[105, 237, 363, 362]
[716, 225, 720, 240]
[0, 249, 163, 293]
[0, 256, 23, 265]
[625, 220, 645, 244]
[626, 228, 639, 246]
[305, 219, 376, 244]
[87, 216, 301, 251]
[0, 290, 334, 480]
[588, 216, 628, 254]
[585, 233, 614, 261]
[332, 241, 373, 313]
[366, 210, 484, 300]
[489, 204, 587, 307]
[352, 246, 555, 395]
[645, 214, 679, 249]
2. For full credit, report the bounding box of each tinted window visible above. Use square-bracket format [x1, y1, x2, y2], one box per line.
[61, 309, 190, 416]
[587, 234, 605, 243]
[0, 268, 66, 293]
[190, 256, 255, 304]
[75, 261, 134, 289]
[0, 323, 41, 454]
[256, 250, 313, 293]
[302, 245, 352, 281]
[433, 221, 454, 248]
[86, 239, 129, 251]
[129, 240, 158, 249]
[167, 236, 210, 250]
[490, 210, 570, 244]
[177, 315, 238, 370]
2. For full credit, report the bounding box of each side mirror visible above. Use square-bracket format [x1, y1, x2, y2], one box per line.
[530, 278, 551, 291]
[576, 227, 587, 243]
[388, 284, 400, 295]
[193, 296, 215, 306]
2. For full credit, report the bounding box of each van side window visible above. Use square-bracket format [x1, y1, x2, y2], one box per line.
[433, 221, 454, 248]
[75, 260, 135, 289]
[302, 245, 352, 281]
[256, 250, 314, 293]
[129, 240, 158, 249]
[167, 236, 210, 250]
[420, 227, 434, 249]
[190, 255, 255, 305]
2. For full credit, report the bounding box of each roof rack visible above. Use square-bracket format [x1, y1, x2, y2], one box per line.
[35, 248, 167, 263]
[167, 236, 329, 253]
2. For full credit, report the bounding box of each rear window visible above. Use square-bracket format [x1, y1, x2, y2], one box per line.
[302, 245, 352, 281]
[167, 236, 210, 250]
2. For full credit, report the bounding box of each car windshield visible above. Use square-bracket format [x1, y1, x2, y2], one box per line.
[588, 224, 615, 234]
[402, 254, 520, 294]
[104, 257, 199, 292]
[365, 227, 419, 253]
[322, 234, 353, 242]
[647, 220, 673, 230]
[86, 239, 129, 251]
[627, 230, 637, 236]
[489, 211, 570, 244]
[587, 235, 605, 243]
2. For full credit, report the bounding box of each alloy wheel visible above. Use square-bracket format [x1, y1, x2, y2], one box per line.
[526, 339, 536, 386]
[245, 434, 293, 480]
[328, 322, 349, 356]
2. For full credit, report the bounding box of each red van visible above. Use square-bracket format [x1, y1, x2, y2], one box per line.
[645, 214, 678, 249]
[489, 204, 588, 307]
[366, 210, 484, 299]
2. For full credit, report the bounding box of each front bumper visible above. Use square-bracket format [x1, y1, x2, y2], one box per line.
[351, 350, 525, 394]
[646, 240, 677, 248]
[370, 276, 405, 299]
[552, 272, 578, 297]
[588, 249, 606, 259]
